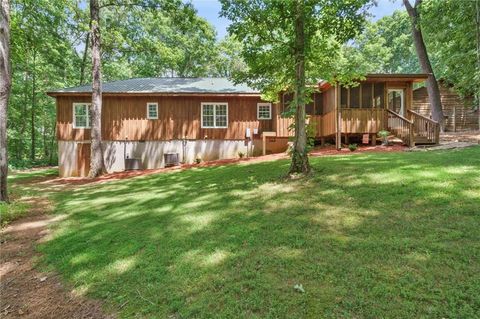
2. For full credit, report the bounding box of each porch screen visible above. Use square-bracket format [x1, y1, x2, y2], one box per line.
[374, 83, 385, 108]
[340, 87, 348, 108]
[361, 83, 373, 108]
[350, 86, 360, 108]
[314, 92, 323, 115]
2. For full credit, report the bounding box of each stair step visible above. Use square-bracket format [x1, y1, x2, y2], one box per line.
[414, 136, 435, 145]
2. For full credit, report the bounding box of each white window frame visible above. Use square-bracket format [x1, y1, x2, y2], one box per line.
[201, 102, 228, 128]
[72, 103, 91, 129]
[146, 102, 158, 119]
[257, 102, 272, 120]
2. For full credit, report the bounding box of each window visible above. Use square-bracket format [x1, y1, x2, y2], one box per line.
[257, 103, 272, 120]
[201, 103, 228, 128]
[147, 102, 158, 119]
[73, 103, 91, 128]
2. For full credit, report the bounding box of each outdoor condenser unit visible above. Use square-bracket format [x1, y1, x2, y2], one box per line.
[164, 153, 180, 167]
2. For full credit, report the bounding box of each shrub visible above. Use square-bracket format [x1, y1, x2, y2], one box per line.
[238, 151, 245, 159]
[195, 157, 202, 164]
[348, 143, 358, 152]
[378, 130, 390, 145]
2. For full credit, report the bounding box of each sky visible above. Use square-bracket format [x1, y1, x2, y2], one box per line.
[192, 0, 404, 39]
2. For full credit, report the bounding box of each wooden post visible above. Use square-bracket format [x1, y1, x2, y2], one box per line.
[345, 133, 349, 145]
[336, 111, 342, 150]
[371, 134, 376, 146]
[320, 137, 325, 146]
[453, 105, 456, 132]
[409, 122, 415, 147]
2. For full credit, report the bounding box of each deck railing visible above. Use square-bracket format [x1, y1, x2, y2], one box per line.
[407, 110, 440, 144]
[386, 109, 414, 147]
[275, 114, 328, 138]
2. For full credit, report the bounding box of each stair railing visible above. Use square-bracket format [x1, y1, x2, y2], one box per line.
[386, 109, 414, 147]
[407, 110, 440, 144]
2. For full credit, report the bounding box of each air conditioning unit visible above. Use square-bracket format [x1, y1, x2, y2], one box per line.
[164, 153, 180, 167]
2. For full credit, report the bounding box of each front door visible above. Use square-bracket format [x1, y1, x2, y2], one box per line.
[387, 89, 405, 116]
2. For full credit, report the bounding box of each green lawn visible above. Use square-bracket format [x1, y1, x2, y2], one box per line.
[18, 148, 480, 317]
[1, 168, 58, 226]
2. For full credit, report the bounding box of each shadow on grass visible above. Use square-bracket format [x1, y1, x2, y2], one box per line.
[38, 147, 480, 318]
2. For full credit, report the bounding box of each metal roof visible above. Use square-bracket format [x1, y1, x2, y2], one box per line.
[47, 77, 260, 95]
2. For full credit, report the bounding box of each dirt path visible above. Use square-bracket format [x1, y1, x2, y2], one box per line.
[0, 188, 113, 318]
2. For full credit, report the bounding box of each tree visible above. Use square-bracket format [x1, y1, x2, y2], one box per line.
[209, 36, 246, 77]
[9, 0, 82, 166]
[403, 0, 444, 129]
[88, 0, 105, 178]
[344, 10, 419, 74]
[0, 0, 11, 202]
[421, 0, 480, 105]
[220, 0, 370, 175]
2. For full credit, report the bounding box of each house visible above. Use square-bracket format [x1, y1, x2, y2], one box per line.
[413, 83, 479, 132]
[47, 74, 438, 177]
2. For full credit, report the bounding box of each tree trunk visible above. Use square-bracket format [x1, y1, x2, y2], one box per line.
[288, 0, 311, 175]
[0, 0, 11, 202]
[404, 0, 444, 131]
[30, 48, 36, 160]
[79, 21, 91, 85]
[88, 0, 105, 178]
[49, 121, 56, 165]
[476, 0, 480, 130]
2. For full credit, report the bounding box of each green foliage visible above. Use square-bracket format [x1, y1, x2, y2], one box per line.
[349, 3, 479, 99]
[343, 10, 419, 75]
[378, 130, 390, 138]
[2, 168, 58, 226]
[378, 130, 390, 145]
[421, 0, 479, 99]
[7, 0, 245, 170]
[9, 147, 478, 317]
[209, 36, 247, 77]
[9, 0, 82, 165]
[220, 0, 372, 102]
[348, 143, 358, 152]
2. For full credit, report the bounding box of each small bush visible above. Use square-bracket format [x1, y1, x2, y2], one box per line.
[378, 130, 390, 145]
[195, 157, 202, 164]
[238, 151, 245, 159]
[348, 143, 358, 152]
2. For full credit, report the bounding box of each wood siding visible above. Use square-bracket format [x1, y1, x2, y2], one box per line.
[57, 95, 275, 141]
[341, 109, 385, 133]
[413, 85, 478, 131]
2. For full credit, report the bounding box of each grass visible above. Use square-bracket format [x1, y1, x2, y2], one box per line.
[11, 147, 480, 318]
[1, 168, 58, 226]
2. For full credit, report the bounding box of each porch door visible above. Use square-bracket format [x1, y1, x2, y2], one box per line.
[387, 89, 405, 116]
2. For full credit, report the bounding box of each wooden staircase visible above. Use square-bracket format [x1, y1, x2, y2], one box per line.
[386, 109, 440, 147]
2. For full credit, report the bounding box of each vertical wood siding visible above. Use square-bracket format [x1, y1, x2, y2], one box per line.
[57, 95, 275, 141]
[413, 85, 478, 131]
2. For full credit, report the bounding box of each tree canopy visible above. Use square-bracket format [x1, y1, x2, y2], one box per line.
[4, 0, 479, 171]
